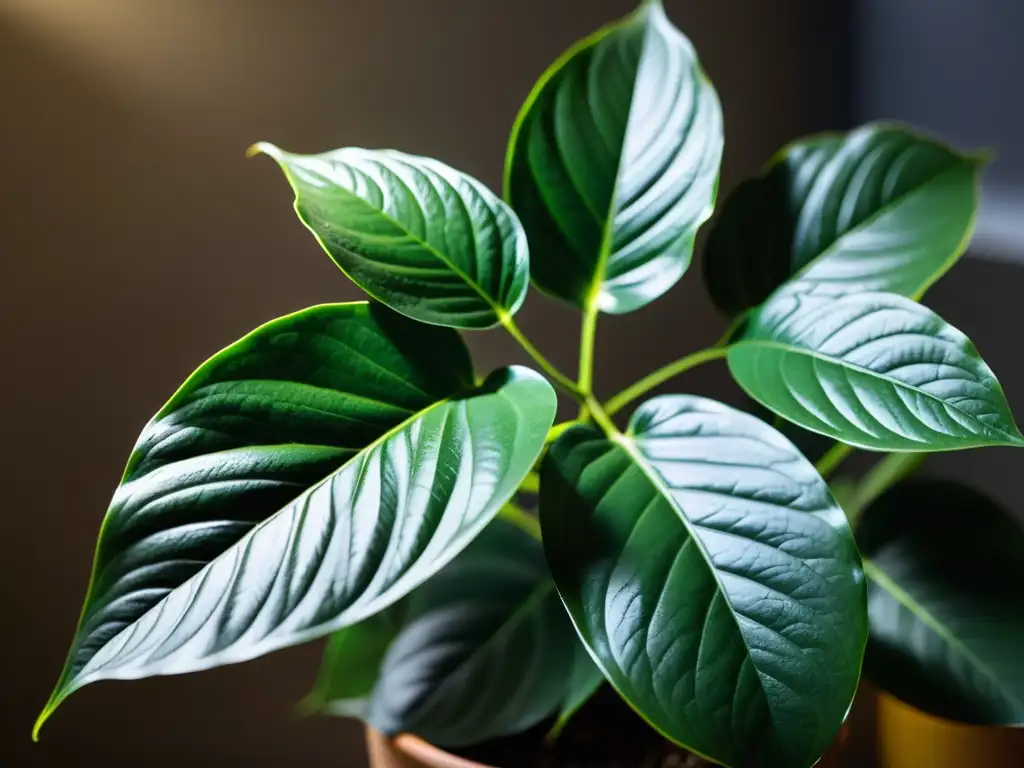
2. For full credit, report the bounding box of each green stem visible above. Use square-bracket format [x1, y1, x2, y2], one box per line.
[602, 314, 747, 417]
[499, 502, 542, 541]
[586, 395, 620, 438]
[576, 304, 599, 420]
[604, 346, 728, 416]
[815, 443, 854, 479]
[545, 420, 578, 445]
[502, 315, 584, 401]
[849, 452, 926, 522]
[519, 471, 540, 494]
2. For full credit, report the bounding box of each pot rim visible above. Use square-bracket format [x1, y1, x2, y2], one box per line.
[367, 726, 495, 768]
[393, 734, 494, 768]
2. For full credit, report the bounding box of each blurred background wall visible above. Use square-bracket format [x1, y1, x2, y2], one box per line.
[0, 1, 1019, 766]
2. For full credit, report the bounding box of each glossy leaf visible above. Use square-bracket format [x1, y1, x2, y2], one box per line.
[728, 288, 1024, 451]
[38, 301, 471, 734]
[305, 519, 583, 747]
[704, 124, 984, 317]
[36, 321, 555, 735]
[254, 144, 529, 329]
[505, 0, 722, 314]
[860, 480, 1024, 725]
[541, 396, 866, 768]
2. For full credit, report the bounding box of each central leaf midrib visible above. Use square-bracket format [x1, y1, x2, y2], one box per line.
[587, 8, 653, 309]
[733, 339, 1022, 444]
[614, 434, 784, 758]
[59, 389, 473, 700]
[864, 558, 1024, 713]
[794, 159, 972, 290]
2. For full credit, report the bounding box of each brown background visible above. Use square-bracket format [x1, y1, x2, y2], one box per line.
[0, 1, 1019, 766]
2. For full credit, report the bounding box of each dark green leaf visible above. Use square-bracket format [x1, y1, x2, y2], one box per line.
[505, 0, 722, 314]
[541, 396, 866, 768]
[253, 144, 529, 329]
[306, 519, 583, 748]
[301, 612, 403, 720]
[728, 287, 1024, 451]
[859, 480, 1024, 725]
[550, 642, 605, 738]
[704, 124, 984, 318]
[36, 303, 555, 736]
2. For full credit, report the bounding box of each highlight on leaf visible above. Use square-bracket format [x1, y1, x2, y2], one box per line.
[252, 144, 530, 330]
[34, 1, 1023, 765]
[505, 0, 723, 315]
[34, 302, 556, 737]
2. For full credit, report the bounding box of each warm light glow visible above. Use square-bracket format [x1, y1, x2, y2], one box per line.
[0, 0, 251, 113]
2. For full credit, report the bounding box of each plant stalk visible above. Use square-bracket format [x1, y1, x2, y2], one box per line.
[501, 315, 585, 401]
[586, 395, 620, 437]
[499, 502, 542, 541]
[848, 452, 926, 524]
[604, 346, 729, 416]
[576, 304, 600, 420]
[815, 442, 854, 479]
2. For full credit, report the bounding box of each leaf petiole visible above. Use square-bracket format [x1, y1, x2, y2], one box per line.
[501, 314, 585, 402]
[815, 443, 854, 479]
[604, 346, 728, 416]
[498, 502, 542, 541]
[602, 313, 746, 416]
[846, 452, 926, 525]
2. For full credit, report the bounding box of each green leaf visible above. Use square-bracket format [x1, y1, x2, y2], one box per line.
[859, 480, 1024, 725]
[504, 0, 722, 315]
[541, 396, 866, 768]
[35, 303, 556, 736]
[301, 612, 403, 720]
[253, 144, 529, 330]
[305, 519, 583, 747]
[549, 642, 605, 738]
[728, 288, 1024, 451]
[704, 124, 984, 318]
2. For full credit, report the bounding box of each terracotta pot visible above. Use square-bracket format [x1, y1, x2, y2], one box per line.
[875, 692, 1024, 767]
[366, 728, 494, 768]
[365, 726, 848, 768]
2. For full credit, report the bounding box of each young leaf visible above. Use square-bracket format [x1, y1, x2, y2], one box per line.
[859, 480, 1024, 725]
[541, 396, 866, 768]
[728, 288, 1024, 451]
[35, 303, 556, 736]
[304, 519, 585, 748]
[253, 145, 529, 330]
[504, 0, 723, 315]
[704, 124, 984, 317]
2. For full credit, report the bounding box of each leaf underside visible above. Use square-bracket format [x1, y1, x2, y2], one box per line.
[541, 395, 866, 768]
[859, 480, 1024, 725]
[313, 519, 584, 747]
[704, 124, 982, 318]
[729, 288, 1024, 451]
[256, 145, 530, 329]
[505, 0, 722, 314]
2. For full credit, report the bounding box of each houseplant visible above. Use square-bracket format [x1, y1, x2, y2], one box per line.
[33, 0, 1024, 765]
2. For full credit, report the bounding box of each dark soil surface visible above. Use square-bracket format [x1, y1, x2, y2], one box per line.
[452, 687, 705, 768]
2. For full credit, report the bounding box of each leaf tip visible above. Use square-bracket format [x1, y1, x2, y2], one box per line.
[246, 141, 282, 161]
[967, 146, 997, 165]
[32, 704, 54, 742]
[294, 694, 322, 719]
